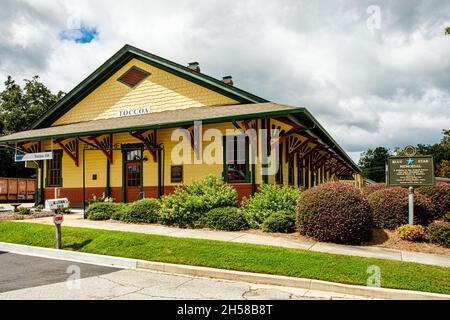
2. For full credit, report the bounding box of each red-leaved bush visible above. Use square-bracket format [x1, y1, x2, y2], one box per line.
[416, 183, 450, 219]
[367, 187, 435, 229]
[297, 183, 372, 244]
[361, 183, 386, 197]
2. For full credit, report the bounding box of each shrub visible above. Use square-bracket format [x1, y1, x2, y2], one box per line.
[396, 225, 426, 242]
[361, 183, 386, 197]
[297, 183, 372, 244]
[241, 184, 301, 228]
[261, 211, 296, 233]
[444, 212, 450, 222]
[111, 203, 128, 221]
[367, 187, 435, 229]
[121, 198, 161, 224]
[86, 202, 124, 221]
[33, 205, 44, 212]
[427, 222, 450, 248]
[417, 183, 450, 219]
[159, 176, 237, 228]
[18, 207, 31, 215]
[197, 207, 248, 231]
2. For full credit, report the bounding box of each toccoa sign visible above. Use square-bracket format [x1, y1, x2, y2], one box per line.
[118, 107, 150, 117]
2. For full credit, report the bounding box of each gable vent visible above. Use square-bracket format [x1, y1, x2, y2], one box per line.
[118, 66, 150, 88]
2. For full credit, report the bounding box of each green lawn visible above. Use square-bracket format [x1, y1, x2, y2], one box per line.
[0, 221, 449, 295]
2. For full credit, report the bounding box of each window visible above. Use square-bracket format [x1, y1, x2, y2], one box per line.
[224, 136, 249, 183]
[288, 158, 295, 185]
[47, 150, 63, 187]
[126, 149, 142, 161]
[127, 164, 141, 187]
[171, 165, 183, 183]
[275, 142, 283, 184]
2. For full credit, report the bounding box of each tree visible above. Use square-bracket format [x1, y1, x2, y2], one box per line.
[438, 160, 450, 178]
[0, 76, 64, 178]
[358, 147, 391, 182]
[446, 26, 450, 35]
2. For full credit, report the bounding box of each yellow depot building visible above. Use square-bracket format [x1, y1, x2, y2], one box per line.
[0, 45, 362, 206]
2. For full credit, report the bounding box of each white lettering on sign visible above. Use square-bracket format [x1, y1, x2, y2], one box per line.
[15, 152, 53, 162]
[118, 107, 150, 118]
[45, 198, 70, 210]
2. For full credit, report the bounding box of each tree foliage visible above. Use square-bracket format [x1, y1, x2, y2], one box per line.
[358, 147, 390, 182]
[0, 76, 64, 178]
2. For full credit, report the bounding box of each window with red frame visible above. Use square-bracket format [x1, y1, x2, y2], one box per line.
[225, 136, 249, 183]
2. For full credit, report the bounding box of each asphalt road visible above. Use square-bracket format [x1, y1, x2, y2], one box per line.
[0, 251, 117, 293]
[0, 252, 369, 300]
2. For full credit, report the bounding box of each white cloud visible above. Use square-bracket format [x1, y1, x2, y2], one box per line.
[0, 0, 449, 163]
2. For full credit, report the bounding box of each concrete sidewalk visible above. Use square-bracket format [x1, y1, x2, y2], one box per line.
[16, 211, 450, 268]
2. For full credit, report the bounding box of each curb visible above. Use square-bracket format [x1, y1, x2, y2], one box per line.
[0, 242, 449, 300]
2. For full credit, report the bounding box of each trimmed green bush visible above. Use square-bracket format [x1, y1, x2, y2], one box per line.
[86, 202, 124, 221]
[111, 203, 128, 221]
[297, 183, 372, 244]
[396, 225, 426, 242]
[18, 207, 31, 215]
[241, 184, 301, 228]
[367, 187, 435, 229]
[159, 176, 237, 228]
[417, 183, 450, 219]
[427, 222, 450, 248]
[197, 207, 248, 231]
[121, 198, 160, 224]
[361, 183, 386, 197]
[261, 211, 296, 233]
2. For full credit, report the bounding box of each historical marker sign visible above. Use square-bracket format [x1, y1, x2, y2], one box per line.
[387, 156, 435, 187]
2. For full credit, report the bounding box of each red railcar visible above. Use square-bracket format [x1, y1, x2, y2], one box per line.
[0, 178, 35, 203]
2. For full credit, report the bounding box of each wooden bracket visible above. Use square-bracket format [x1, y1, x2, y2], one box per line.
[88, 134, 113, 164]
[241, 119, 258, 157]
[130, 129, 157, 162]
[55, 138, 79, 167]
[17, 141, 42, 168]
[286, 136, 310, 162]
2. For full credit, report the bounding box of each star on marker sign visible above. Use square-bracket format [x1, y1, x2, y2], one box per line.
[406, 159, 415, 165]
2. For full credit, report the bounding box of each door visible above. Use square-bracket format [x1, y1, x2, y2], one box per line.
[126, 162, 142, 202]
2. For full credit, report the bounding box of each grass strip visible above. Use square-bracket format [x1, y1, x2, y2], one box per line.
[0, 221, 449, 294]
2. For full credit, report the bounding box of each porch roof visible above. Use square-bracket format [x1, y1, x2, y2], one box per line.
[0, 102, 360, 172]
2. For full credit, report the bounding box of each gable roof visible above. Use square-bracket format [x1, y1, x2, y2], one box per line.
[32, 44, 269, 129]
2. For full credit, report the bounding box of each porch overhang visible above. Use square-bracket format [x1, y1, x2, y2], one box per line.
[0, 102, 361, 173]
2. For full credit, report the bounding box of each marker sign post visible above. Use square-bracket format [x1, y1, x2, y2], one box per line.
[53, 214, 64, 249]
[387, 155, 435, 225]
[46, 198, 69, 249]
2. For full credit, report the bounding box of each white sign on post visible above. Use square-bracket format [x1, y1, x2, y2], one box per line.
[15, 152, 53, 162]
[45, 198, 70, 211]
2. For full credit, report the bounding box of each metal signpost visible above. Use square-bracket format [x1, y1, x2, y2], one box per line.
[53, 213, 64, 249]
[47, 198, 69, 249]
[387, 147, 435, 225]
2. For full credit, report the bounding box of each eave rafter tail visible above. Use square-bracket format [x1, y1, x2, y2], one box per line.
[55, 138, 80, 167]
[87, 134, 114, 164]
[130, 129, 157, 162]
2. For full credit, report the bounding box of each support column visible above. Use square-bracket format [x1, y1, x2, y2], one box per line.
[105, 159, 111, 197]
[157, 147, 162, 198]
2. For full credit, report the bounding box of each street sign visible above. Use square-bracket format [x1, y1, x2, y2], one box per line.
[387, 156, 435, 187]
[15, 152, 53, 162]
[45, 198, 70, 211]
[53, 214, 64, 225]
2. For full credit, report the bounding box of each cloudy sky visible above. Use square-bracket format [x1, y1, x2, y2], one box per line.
[1, 0, 449, 162]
